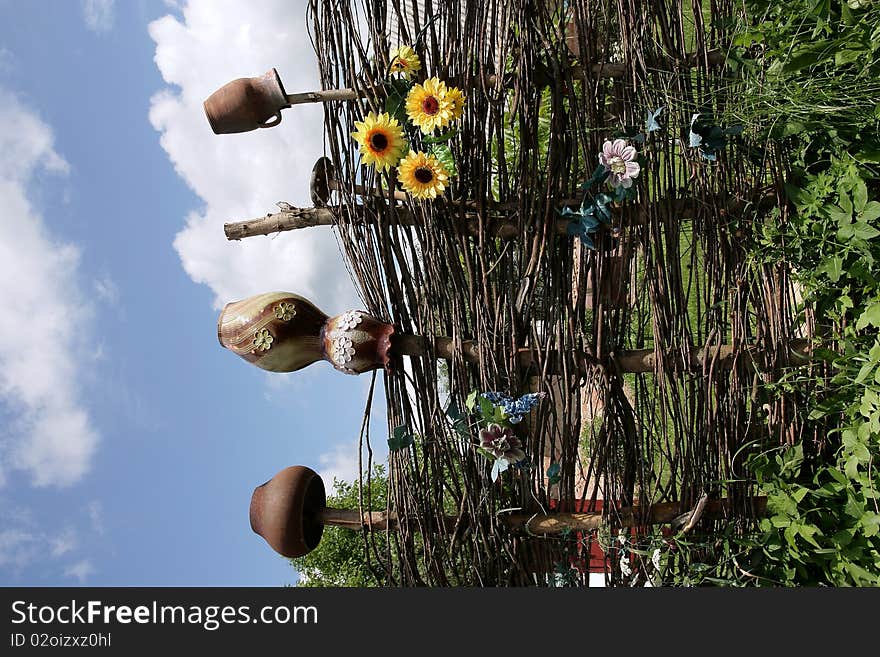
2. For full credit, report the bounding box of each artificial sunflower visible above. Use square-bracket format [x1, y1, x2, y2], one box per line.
[445, 86, 466, 121]
[389, 45, 422, 78]
[397, 150, 450, 200]
[405, 77, 454, 133]
[351, 112, 408, 171]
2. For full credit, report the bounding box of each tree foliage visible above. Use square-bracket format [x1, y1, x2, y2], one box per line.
[290, 465, 389, 587]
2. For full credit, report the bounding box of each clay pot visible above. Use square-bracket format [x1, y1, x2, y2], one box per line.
[217, 291, 395, 375]
[322, 310, 395, 375]
[217, 292, 329, 373]
[203, 68, 289, 134]
[250, 466, 326, 558]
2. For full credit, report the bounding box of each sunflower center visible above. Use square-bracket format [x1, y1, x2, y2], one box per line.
[608, 156, 627, 175]
[421, 96, 440, 116]
[414, 167, 434, 184]
[369, 131, 389, 153]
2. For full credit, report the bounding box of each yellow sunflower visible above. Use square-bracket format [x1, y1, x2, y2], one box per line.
[389, 45, 422, 78]
[351, 112, 408, 171]
[445, 86, 466, 121]
[397, 151, 450, 200]
[405, 77, 454, 134]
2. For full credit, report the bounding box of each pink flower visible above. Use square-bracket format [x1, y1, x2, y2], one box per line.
[599, 139, 640, 188]
[480, 423, 526, 463]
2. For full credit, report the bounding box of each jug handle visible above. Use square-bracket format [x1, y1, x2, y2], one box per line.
[259, 111, 282, 128]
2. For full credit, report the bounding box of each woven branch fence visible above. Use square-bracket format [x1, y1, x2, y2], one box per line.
[228, 0, 817, 586]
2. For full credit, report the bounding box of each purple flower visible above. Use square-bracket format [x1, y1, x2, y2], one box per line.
[480, 423, 526, 463]
[599, 139, 640, 189]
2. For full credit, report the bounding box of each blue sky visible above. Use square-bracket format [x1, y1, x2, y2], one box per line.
[0, 0, 386, 586]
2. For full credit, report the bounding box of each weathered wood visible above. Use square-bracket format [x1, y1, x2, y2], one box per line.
[283, 51, 726, 106]
[224, 191, 776, 241]
[316, 495, 767, 534]
[503, 496, 767, 534]
[392, 334, 812, 374]
[317, 508, 397, 531]
[224, 207, 338, 240]
[224, 206, 519, 240]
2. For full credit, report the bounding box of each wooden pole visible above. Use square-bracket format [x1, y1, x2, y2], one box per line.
[392, 334, 812, 374]
[224, 192, 776, 241]
[282, 51, 726, 106]
[315, 495, 767, 535]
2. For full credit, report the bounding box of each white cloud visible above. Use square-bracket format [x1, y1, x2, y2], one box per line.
[317, 425, 390, 488]
[0, 88, 99, 487]
[93, 275, 119, 305]
[0, 529, 38, 569]
[317, 442, 361, 487]
[0, 524, 78, 571]
[64, 559, 95, 583]
[148, 0, 358, 313]
[50, 528, 78, 558]
[82, 0, 115, 33]
[87, 500, 105, 535]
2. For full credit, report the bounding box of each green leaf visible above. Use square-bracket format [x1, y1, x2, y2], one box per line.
[465, 390, 479, 412]
[733, 29, 764, 47]
[384, 78, 413, 124]
[853, 180, 868, 213]
[852, 222, 880, 240]
[861, 513, 880, 538]
[422, 129, 457, 145]
[818, 256, 844, 282]
[845, 454, 860, 479]
[835, 47, 865, 67]
[546, 462, 561, 485]
[430, 143, 457, 177]
[446, 401, 464, 423]
[845, 563, 877, 585]
[388, 424, 414, 451]
[446, 401, 469, 439]
[827, 204, 852, 225]
[832, 529, 853, 547]
[784, 183, 811, 207]
[791, 487, 810, 503]
[770, 514, 791, 528]
[796, 523, 822, 549]
[856, 302, 880, 330]
[852, 441, 871, 463]
[478, 396, 495, 422]
[860, 201, 880, 223]
[855, 361, 875, 384]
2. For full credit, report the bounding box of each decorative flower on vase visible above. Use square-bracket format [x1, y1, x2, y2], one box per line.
[397, 151, 450, 199]
[351, 111, 408, 171]
[335, 310, 364, 331]
[480, 424, 526, 464]
[405, 77, 454, 133]
[329, 332, 356, 367]
[274, 301, 297, 321]
[599, 139, 640, 188]
[389, 45, 422, 78]
[252, 328, 274, 352]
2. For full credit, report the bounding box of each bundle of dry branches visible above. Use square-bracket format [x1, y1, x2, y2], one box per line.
[299, 0, 805, 586]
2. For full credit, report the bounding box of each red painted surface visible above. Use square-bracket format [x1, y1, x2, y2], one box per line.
[549, 498, 665, 574]
[549, 498, 607, 573]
